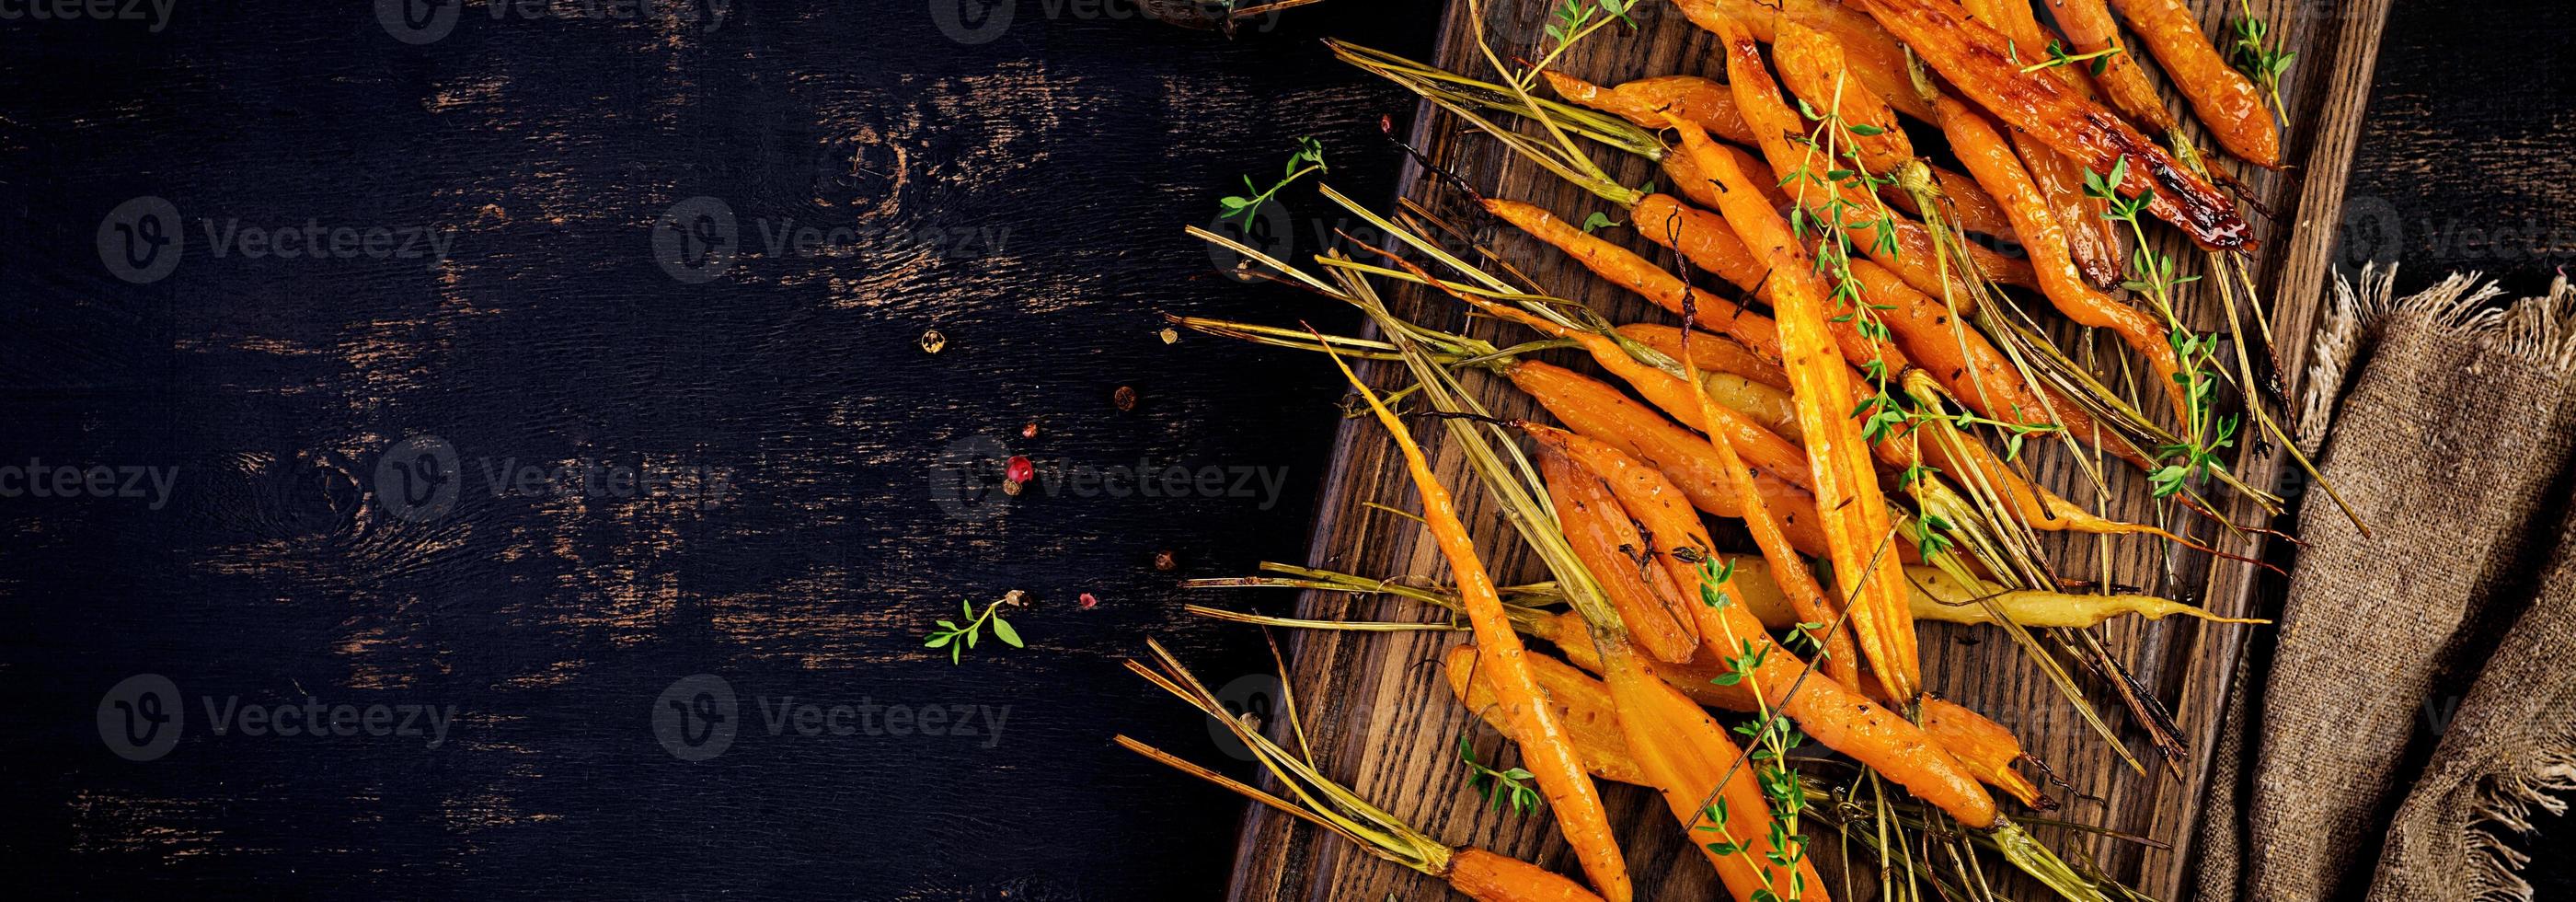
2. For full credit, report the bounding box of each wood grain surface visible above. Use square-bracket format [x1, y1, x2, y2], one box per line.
[1227, 2, 2395, 900]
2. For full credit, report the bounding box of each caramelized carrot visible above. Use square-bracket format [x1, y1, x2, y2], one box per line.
[1685, 362, 1865, 691]
[1543, 71, 1755, 145]
[1443, 643, 1648, 786]
[1697, 12, 2035, 303]
[1518, 620, 2040, 813]
[1447, 285, 1820, 491]
[1531, 422, 1859, 687]
[1448, 846, 1616, 902]
[1488, 197, 1882, 368]
[1615, 323, 1789, 391]
[1323, 349, 1632, 902]
[1856, 0, 2251, 249]
[2045, 0, 2179, 132]
[1598, 645, 1826, 902]
[1958, 0, 2128, 288]
[1507, 361, 1843, 561]
[1664, 112, 1922, 704]
[1547, 69, 2021, 241]
[1931, 91, 2192, 423]
[1773, 19, 1913, 175]
[1675, 0, 1933, 122]
[1541, 449, 1703, 664]
[1922, 697, 2049, 808]
[2108, 0, 2281, 167]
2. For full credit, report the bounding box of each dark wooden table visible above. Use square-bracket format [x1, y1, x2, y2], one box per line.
[0, 1, 2565, 898]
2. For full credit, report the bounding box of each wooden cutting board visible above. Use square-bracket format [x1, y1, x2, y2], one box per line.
[1227, 1, 2393, 899]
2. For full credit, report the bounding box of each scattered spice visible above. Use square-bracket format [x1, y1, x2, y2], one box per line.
[1002, 479, 1024, 497]
[1158, 328, 1180, 344]
[1079, 592, 1099, 609]
[1113, 385, 1138, 411]
[918, 329, 948, 354]
[1153, 549, 1178, 572]
[1006, 455, 1035, 485]
[1021, 422, 1040, 439]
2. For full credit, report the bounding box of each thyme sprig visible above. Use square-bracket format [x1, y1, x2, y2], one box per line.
[2082, 159, 2235, 498]
[1691, 556, 1816, 901]
[2225, 1, 2294, 121]
[923, 595, 1027, 664]
[1217, 136, 1327, 228]
[2018, 39, 2120, 75]
[1456, 734, 1544, 815]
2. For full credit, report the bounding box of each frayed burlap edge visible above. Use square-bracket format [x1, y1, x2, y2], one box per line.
[2294, 265, 2576, 902]
[2298, 264, 2576, 454]
[2465, 744, 2576, 902]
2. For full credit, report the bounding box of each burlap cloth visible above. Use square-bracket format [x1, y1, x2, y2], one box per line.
[2196, 266, 2576, 901]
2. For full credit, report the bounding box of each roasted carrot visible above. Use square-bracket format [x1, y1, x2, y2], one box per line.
[1773, 19, 1913, 175]
[1907, 565, 2269, 628]
[1503, 625, 2043, 812]
[1507, 361, 1844, 561]
[1523, 424, 1739, 606]
[2045, 0, 2179, 131]
[1445, 284, 1820, 491]
[1118, 653, 1611, 902]
[1615, 323, 1789, 391]
[1530, 422, 1858, 690]
[1674, 0, 1932, 122]
[1324, 347, 1632, 901]
[1598, 644, 1826, 902]
[1547, 69, 2021, 241]
[1856, 0, 2252, 249]
[1696, 11, 2036, 305]
[1543, 71, 1755, 145]
[1958, 0, 2128, 289]
[1920, 696, 2049, 808]
[1663, 111, 1922, 704]
[1930, 89, 2193, 423]
[1540, 449, 1703, 664]
[1487, 197, 1895, 370]
[2108, 0, 2281, 167]
[1447, 847, 1616, 902]
[1685, 357, 1866, 691]
[1443, 643, 1647, 785]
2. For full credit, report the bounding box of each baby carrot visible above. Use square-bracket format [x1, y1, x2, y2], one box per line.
[1506, 361, 1840, 560]
[1441, 283, 1819, 491]
[1613, 194, 1928, 364]
[2044, 0, 2179, 132]
[1920, 697, 2050, 808]
[1960, 0, 2127, 288]
[1448, 847, 1616, 902]
[1673, 0, 1932, 121]
[2109, 0, 2282, 167]
[1930, 90, 2192, 424]
[1856, 0, 2251, 249]
[1614, 323, 1788, 391]
[1541, 71, 1755, 145]
[1683, 365, 1865, 691]
[1666, 114, 1921, 703]
[1322, 346, 1632, 901]
[1546, 69, 2021, 242]
[1540, 448, 1703, 664]
[1773, 19, 1913, 176]
[1513, 624, 2042, 813]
